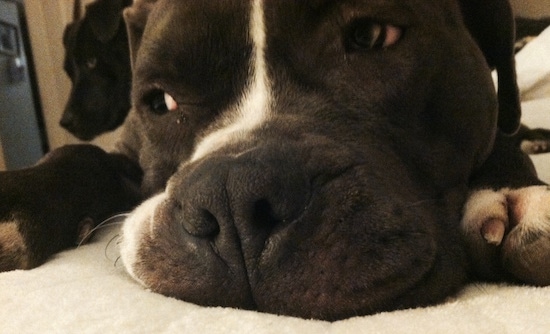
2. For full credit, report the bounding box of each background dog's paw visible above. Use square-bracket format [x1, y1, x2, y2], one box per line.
[462, 186, 550, 285]
[0, 219, 30, 272]
[0, 213, 101, 273]
[0, 145, 142, 272]
[521, 139, 550, 154]
[518, 127, 550, 154]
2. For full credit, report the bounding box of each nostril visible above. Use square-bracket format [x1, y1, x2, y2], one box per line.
[195, 209, 221, 237]
[166, 198, 220, 239]
[59, 110, 74, 127]
[183, 207, 220, 238]
[60, 114, 73, 128]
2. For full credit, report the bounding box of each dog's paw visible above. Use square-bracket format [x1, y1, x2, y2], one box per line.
[0, 145, 142, 272]
[462, 186, 550, 285]
[521, 140, 550, 154]
[518, 127, 550, 154]
[0, 219, 30, 271]
[0, 214, 98, 272]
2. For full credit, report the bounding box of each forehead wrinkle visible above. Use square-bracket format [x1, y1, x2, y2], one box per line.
[135, 4, 253, 105]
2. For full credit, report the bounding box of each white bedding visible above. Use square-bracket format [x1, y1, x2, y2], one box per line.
[2, 28, 550, 334]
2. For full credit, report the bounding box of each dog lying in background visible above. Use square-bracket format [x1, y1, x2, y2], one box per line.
[2, 0, 550, 321]
[511, 17, 550, 153]
[517, 125, 550, 154]
[61, 0, 132, 140]
[514, 17, 550, 51]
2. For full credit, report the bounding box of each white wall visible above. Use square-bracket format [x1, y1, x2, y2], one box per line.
[510, 0, 550, 18]
[0, 139, 5, 170]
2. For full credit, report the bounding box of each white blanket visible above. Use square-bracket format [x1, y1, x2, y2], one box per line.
[2, 28, 550, 334]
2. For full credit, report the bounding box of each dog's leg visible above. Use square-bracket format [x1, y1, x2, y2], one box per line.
[517, 125, 550, 154]
[0, 144, 142, 272]
[462, 132, 550, 285]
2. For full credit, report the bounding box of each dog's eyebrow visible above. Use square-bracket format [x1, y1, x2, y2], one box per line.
[339, 1, 417, 26]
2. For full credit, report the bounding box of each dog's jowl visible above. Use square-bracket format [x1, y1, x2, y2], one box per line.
[2, 0, 550, 322]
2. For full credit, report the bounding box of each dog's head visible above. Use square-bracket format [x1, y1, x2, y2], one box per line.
[119, 0, 520, 320]
[61, 0, 132, 140]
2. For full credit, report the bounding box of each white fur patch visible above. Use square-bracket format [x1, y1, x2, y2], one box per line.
[462, 189, 508, 233]
[119, 193, 168, 286]
[190, 0, 271, 162]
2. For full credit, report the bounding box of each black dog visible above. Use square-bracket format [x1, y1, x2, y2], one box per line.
[514, 16, 550, 51]
[513, 17, 550, 153]
[2, 0, 550, 321]
[61, 0, 132, 140]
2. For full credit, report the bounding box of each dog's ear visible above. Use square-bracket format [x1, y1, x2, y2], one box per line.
[123, 0, 157, 69]
[86, 0, 130, 43]
[459, 0, 520, 135]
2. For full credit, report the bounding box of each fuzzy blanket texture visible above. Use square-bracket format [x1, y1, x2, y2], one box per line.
[2, 27, 550, 334]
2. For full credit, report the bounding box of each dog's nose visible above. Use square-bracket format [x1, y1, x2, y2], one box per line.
[60, 112, 74, 129]
[166, 151, 310, 244]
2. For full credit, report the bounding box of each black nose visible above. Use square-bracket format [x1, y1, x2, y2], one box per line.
[60, 111, 74, 129]
[166, 150, 310, 246]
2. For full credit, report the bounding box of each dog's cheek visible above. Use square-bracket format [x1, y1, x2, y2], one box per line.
[249, 171, 443, 320]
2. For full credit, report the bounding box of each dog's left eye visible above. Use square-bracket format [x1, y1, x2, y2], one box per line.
[145, 90, 179, 114]
[346, 20, 402, 51]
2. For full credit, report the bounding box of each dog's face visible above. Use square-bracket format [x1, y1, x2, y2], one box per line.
[119, 0, 513, 320]
[61, 17, 131, 140]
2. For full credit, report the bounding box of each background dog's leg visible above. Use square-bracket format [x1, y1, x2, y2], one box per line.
[0, 145, 142, 272]
[516, 125, 550, 154]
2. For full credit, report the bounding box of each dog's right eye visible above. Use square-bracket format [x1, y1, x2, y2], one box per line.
[145, 90, 179, 115]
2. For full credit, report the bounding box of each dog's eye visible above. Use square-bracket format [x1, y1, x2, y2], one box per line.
[86, 58, 97, 69]
[145, 90, 179, 114]
[347, 20, 402, 51]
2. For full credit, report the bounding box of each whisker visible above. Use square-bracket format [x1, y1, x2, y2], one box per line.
[101, 212, 131, 226]
[76, 212, 130, 248]
[105, 233, 121, 261]
[114, 256, 122, 268]
[404, 199, 438, 208]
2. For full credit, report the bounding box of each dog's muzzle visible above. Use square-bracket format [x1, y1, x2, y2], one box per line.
[120, 136, 468, 320]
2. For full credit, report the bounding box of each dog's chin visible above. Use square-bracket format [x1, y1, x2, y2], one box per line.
[69, 131, 97, 142]
[120, 165, 467, 321]
[60, 119, 102, 141]
[61, 105, 129, 141]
